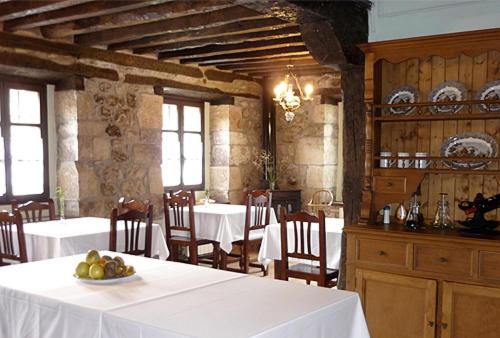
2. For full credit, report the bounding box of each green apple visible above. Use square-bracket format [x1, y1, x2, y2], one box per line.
[75, 261, 90, 278]
[89, 263, 104, 279]
[85, 250, 100, 265]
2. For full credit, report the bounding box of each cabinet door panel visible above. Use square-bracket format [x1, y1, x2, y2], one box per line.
[441, 282, 500, 338]
[356, 269, 436, 338]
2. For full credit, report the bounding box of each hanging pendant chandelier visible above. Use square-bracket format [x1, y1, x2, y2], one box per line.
[273, 65, 313, 123]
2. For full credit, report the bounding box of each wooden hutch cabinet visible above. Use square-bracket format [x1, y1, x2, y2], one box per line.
[346, 28, 500, 338]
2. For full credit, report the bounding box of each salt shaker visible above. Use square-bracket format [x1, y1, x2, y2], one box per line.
[383, 205, 391, 224]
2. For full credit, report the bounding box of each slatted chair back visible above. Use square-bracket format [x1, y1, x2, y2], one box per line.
[12, 199, 56, 223]
[0, 210, 27, 266]
[279, 208, 327, 279]
[168, 189, 196, 204]
[308, 189, 334, 216]
[109, 198, 153, 257]
[163, 193, 196, 246]
[244, 190, 272, 241]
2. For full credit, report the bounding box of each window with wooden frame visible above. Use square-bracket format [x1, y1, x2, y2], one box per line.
[0, 79, 49, 203]
[161, 98, 204, 191]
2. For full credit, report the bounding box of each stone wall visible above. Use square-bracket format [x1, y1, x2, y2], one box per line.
[275, 73, 342, 207]
[210, 97, 262, 204]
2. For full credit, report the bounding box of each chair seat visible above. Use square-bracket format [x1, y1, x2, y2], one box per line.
[170, 236, 214, 246]
[289, 263, 339, 279]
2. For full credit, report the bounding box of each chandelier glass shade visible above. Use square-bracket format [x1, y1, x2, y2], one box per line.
[273, 65, 313, 122]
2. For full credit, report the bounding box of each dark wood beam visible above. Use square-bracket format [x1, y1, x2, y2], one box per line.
[76, 6, 265, 46]
[4, 1, 163, 32]
[109, 18, 289, 51]
[181, 45, 310, 64]
[159, 36, 304, 60]
[247, 65, 336, 77]
[0, 50, 119, 81]
[0, 0, 86, 21]
[217, 57, 317, 70]
[41, 0, 232, 39]
[134, 25, 300, 54]
[197, 52, 311, 67]
[0, 31, 261, 84]
[124, 74, 259, 100]
[0, 31, 204, 79]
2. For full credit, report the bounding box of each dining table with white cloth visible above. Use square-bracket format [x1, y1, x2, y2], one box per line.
[172, 203, 277, 253]
[258, 217, 344, 276]
[18, 217, 169, 261]
[0, 251, 369, 338]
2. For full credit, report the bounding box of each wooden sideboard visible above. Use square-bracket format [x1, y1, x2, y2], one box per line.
[348, 28, 500, 338]
[270, 189, 301, 214]
[346, 224, 500, 338]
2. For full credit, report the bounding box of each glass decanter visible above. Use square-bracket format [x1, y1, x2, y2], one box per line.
[405, 194, 424, 229]
[432, 193, 454, 229]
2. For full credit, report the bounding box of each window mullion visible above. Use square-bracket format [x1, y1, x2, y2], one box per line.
[179, 103, 184, 186]
[2, 82, 12, 200]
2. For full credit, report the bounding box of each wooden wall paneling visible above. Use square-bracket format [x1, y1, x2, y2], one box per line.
[393, 61, 407, 154]
[417, 57, 432, 218]
[442, 57, 459, 219]
[486, 51, 500, 220]
[380, 60, 394, 152]
[468, 53, 488, 213]
[453, 54, 474, 221]
[428, 56, 445, 218]
[405, 58, 419, 155]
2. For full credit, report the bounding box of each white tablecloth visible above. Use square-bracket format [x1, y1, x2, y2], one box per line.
[172, 204, 277, 253]
[258, 217, 344, 269]
[18, 217, 169, 261]
[0, 252, 369, 338]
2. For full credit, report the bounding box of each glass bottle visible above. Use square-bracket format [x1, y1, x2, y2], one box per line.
[432, 193, 454, 229]
[405, 194, 424, 229]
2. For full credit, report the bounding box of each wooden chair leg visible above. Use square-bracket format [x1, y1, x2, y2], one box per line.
[220, 250, 228, 270]
[171, 244, 179, 262]
[306, 280, 311, 285]
[189, 244, 198, 265]
[212, 242, 220, 269]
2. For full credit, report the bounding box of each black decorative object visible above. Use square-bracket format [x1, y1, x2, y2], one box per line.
[458, 193, 500, 234]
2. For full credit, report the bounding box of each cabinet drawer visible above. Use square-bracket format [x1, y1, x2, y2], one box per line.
[356, 238, 409, 268]
[414, 245, 473, 277]
[479, 251, 500, 281]
[373, 176, 407, 194]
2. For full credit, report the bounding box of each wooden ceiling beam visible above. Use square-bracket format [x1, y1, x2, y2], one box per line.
[0, 0, 86, 21]
[75, 5, 265, 46]
[247, 65, 336, 77]
[198, 54, 313, 67]
[133, 25, 300, 54]
[41, 0, 232, 39]
[108, 18, 288, 51]
[4, 0, 162, 31]
[181, 46, 310, 65]
[158, 36, 304, 60]
[218, 57, 318, 71]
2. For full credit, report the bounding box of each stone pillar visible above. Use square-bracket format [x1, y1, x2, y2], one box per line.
[54, 90, 80, 217]
[54, 79, 164, 219]
[209, 98, 262, 204]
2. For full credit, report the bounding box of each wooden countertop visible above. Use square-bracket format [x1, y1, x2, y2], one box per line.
[345, 222, 500, 246]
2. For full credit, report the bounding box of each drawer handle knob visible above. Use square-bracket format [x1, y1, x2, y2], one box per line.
[439, 257, 448, 263]
[387, 182, 393, 187]
[441, 323, 448, 329]
[427, 321, 434, 327]
[377, 250, 386, 256]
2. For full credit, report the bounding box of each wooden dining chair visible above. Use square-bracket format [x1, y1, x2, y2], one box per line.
[279, 208, 338, 287]
[168, 189, 196, 204]
[0, 210, 27, 266]
[307, 189, 334, 216]
[163, 192, 219, 267]
[12, 199, 56, 223]
[109, 198, 153, 257]
[220, 190, 272, 276]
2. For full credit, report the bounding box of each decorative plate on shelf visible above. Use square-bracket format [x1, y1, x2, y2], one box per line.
[73, 273, 139, 285]
[428, 81, 468, 114]
[475, 80, 500, 112]
[440, 132, 498, 170]
[383, 86, 419, 115]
